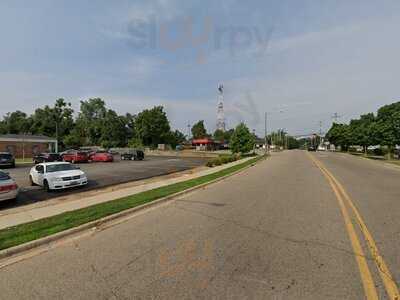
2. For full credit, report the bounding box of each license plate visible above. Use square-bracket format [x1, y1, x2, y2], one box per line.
[69, 181, 79, 186]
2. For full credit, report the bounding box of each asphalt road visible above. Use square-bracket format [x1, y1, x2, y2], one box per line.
[0, 151, 399, 299]
[0, 156, 206, 208]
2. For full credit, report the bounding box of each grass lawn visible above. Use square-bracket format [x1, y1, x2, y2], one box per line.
[0, 155, 264, 251]
[15, 158, 33, 164]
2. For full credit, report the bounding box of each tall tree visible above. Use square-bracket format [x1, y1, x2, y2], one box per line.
[191, 120, 207, 139]
[135, 106, 171, 147]
[376, 102, 400, 154]
[349, 113, 376, 153]
[230, 123, 255, 154]
[98, 110, 127, 148]
[75, 98, 107, 145]
[3, 111, 31, 134]
[0, 120, 6, 134]
[31, 99, 74, 147]
[326, 123, 351, 151]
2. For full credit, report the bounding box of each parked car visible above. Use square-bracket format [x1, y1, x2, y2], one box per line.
[33, 153, 63, 164]
[308, 146, 317, 152]
[121, 150, 145, 161]
[29, 162, 88, 192]
[0, 170, 19, 202]
[88, 151, 114, 162]
[61, 150, 89, 163]
[0, 152, 16, 168]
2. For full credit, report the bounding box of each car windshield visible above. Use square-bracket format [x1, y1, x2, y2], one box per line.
[46, 164, 79, 173]
[0, 154, 12, 159]
[0, 171, 10, 180]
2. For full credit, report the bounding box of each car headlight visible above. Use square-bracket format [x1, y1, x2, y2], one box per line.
[52, 177, 63, 182]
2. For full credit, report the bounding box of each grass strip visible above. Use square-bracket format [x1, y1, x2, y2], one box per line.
[0, 156, 264, 251]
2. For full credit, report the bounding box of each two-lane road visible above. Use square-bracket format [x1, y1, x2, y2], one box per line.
[0, 151, 398, 299]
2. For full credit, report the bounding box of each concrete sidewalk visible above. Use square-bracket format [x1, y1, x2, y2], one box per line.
[0, 157, 255, 230]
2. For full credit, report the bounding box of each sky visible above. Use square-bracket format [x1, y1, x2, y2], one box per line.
[0, 0, 400, 136]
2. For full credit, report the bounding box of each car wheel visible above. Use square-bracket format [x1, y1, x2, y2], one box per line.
[29, 175, 37, 186]
[43, 180, 51, 192]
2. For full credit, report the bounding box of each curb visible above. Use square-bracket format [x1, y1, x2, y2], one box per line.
[0, 156, 265, 261]
[348, 152, 400, 171]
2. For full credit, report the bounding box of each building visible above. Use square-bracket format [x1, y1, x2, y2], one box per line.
[0, 134, 58, 159]
[192, 138, 221, 151]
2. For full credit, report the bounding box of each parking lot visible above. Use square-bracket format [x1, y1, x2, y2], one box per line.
[0, 155, 207, 209]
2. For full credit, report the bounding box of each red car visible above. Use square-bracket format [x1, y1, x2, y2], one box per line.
[61, 150, 89, 164]
[88, 151, 114, 162]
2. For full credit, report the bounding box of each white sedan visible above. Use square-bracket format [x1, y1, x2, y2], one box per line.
[0, 170, 19, 202]
[29, 162, 88, 192]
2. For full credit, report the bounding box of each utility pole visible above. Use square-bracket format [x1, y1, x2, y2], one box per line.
[253, 129, 256, 154]
[332, 113, 341, 123]
[187, 122, 191, 141]
[55, 121, 59, 153]
[264, 112, 268, 154]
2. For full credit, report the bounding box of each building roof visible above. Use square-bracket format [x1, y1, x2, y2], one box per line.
[192, 138, 215, 144]
[0, 134, 57, 143]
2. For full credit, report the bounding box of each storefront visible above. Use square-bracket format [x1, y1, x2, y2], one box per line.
[0, 134, 58, 159]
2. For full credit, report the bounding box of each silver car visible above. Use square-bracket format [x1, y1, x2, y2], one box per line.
[0, 170, 19, 202]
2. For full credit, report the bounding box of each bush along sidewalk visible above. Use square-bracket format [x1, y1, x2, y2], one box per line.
[206, 153, 257, 167]
[0, 155, 264, 252]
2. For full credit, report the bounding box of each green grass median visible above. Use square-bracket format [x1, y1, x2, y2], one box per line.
[0, 155, 264, 251]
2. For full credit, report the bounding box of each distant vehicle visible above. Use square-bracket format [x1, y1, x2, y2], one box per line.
[89, 151, 114, 162]
[121, 150, 145, 161]
[108, 149, 119, 155]
[0, 152, 15, 168]
[308, 146, 317, 152]
[61, 150, 89, 164]
[33, 153, 63, 164]
[0, 170, 19, 202]
[317, 145, 326, 151]
[29, 162, 88, 192]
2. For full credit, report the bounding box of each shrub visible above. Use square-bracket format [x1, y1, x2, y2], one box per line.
[207, 153, 243, 167]
[206, 161, 214, 167]
[214, 159, 222, 166]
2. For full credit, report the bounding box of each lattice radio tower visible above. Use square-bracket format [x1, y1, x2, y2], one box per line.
[216, 84, 226, 131]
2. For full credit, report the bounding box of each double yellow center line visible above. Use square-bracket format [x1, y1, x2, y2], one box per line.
[307, 153, 399, 300]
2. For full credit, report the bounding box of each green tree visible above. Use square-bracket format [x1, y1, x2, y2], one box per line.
[213, 129, 225, 141]
[75, 98, 107, 145]
[326, 123, 351, 151]
[122, 113, 137, 141]
[3, 111, 31, 134]
[375, 102, 400, 156]
[0, 120, 6, 134]
[135, 106, 171, 147]
[31, 99, 75, 148]
[349, 113, 377, 153]
[100, 110, 129, 148]
[224, 128, 234, 142]
[287, 136, 300, 149]
[230, 123, 255, 154]
[191, 120, 207, 139]
[164, 130, 186, 148]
